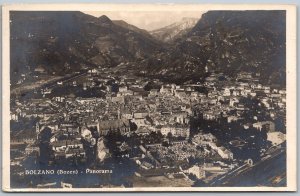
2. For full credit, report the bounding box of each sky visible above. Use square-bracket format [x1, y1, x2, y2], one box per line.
[84, 11, 204, 31]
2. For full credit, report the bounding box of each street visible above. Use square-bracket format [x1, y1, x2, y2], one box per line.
[217, 148, 286, 187]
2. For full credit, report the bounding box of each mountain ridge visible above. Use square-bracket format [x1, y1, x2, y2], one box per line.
[150, 17, 199, 42]
[143, 10, 286, 86]
[10, 11, 286, 87]
[10, 11, 164, 85]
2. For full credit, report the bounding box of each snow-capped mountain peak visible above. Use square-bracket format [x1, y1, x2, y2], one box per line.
[150, 17, 199, 42]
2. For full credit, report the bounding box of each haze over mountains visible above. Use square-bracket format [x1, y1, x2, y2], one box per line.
[10, 10, 286, 86]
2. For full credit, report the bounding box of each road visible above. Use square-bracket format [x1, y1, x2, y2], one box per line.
[11, 71, 88, 99]
[211, 147, 286, 187]
[43, 71, 88, 89]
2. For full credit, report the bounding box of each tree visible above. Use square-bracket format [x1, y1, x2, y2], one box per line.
[38, 127, 53, 164]
[129, 121, 137, 132]
[39, 127, 52, 142]
[167, 132, 173, 142]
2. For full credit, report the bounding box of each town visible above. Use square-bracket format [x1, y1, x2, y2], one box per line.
[10, 66, 287, 188]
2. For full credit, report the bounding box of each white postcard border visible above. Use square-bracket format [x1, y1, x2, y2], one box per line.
[1, 3, 297, 192]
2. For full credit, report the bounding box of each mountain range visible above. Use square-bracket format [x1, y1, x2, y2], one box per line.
[10, 10, 286, 87]
[143, 11, 286, 85]
[150, 17, 199, 42]
[10, 11, 163, 84]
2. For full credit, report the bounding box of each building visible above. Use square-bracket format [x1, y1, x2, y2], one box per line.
[267, 132, 286, 146]
[160, 85, 174, 95]
[51, 140, 83, 152]
[184, 165, 206, 179]
[121, 111, 133, 120]
[51, 139, 85, 160]
[11, 131, 37, 145]
[118, 85, 128, 92]
[203, 163, 229, 174]
[160, 125, 190, 138]
[203, 111, 220, 120]
[25, 145, 40, 155]
[65, 148, 86, 159]
[207, 142, 233, 160]
[216, 146, 233, 160]
[253, 121, 275, 132]
[97, 119, 131, 135]
[133, 111, 148, 119]
[227, 115, 240, 123]
[171, 112, 189, 124]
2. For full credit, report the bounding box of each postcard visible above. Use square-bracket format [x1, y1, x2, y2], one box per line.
[1, 4, 297, 192]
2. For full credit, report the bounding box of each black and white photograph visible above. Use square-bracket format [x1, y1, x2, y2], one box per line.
[1, 4, 297, 192]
